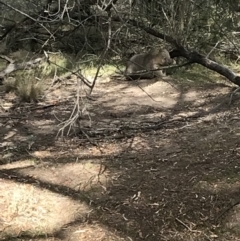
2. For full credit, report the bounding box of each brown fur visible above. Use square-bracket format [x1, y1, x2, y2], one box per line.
[125, 48, 173, 80]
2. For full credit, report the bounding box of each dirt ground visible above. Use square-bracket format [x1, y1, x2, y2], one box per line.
[1, 73, 240, 241]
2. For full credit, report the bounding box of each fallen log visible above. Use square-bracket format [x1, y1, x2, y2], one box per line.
[169, 48, 240, 86]
[115, 17, 240, 86]
[0, 55, 44, 81]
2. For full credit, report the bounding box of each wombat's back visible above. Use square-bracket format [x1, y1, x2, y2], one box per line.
[125, 53, 147, 74]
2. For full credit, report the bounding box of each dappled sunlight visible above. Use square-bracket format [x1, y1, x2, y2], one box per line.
[1, 0, 240, 239]
[98, 80, 180, 109]
[73, 137, 152, 155]
[72, 143, 124, 156]
[146, 95, 178, 107]
[60, 223, 125, 241]
[88, 76, 112, 84]
[0, 179, 89, 239]
[0, 159, 35, 170]
[128, 136, 152, 152]
[32, 150, 54, 158]
[17, 161, 110, 193]
[195, 180, 240, 193]
[1, 65, 240, 240]
[28, 119, 57, 131]
[182, 90, 198, 102]
[93, 77, 232, 116]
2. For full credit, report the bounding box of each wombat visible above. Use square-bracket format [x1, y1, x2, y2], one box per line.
[125, 48, 173, 80]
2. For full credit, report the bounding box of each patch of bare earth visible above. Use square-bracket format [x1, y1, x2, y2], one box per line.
[1, 75, 240, 240]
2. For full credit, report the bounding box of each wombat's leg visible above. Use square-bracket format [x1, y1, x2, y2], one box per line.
[160, 69, 167, 76]
[155, 70, 165, 77]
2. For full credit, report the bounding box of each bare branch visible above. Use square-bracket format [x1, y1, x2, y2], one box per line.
[0, 1, 55, 39]
[90, 10, 113, 94]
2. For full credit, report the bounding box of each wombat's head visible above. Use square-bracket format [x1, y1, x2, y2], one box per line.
[154, 49, 173, 66]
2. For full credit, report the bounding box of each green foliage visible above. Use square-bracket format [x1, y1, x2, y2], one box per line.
[172, 64, 226, 85]
[1, 0, 240, 81]
[41, 54, 73, 77]
[76, 53, 122, 77]
[81, 64, 118, 78]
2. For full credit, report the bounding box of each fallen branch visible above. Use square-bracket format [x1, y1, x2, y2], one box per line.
[172, 48, 240, 86]
[113, 62, 193, 79]
[0, 55, 44, 80]
[112, 16, 240, 86]
[175, 218, 199, 233]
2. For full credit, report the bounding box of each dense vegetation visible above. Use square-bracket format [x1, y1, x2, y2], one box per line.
[0, 0, 239, 65]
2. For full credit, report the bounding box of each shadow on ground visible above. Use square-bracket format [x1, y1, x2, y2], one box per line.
[0, 75, 240, 241]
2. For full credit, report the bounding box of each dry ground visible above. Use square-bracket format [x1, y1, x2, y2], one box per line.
[1, 72, 240, 241]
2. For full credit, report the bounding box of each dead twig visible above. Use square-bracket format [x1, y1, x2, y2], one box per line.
[175, 218, 198, 232]
[31, 104, 58, 111]
[56, 77, 91, 137]
[0, 55, 14, 63]
[43, 51, 92, 88]
[176, 218, 213, 241]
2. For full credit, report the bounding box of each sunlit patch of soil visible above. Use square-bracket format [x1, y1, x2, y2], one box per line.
[17, 161, 110, 193]
[61, 223, 126, 241]
[0, 159, 35, 170]
[0, 179, 89, 239]
[195, 180, 240, 193]
[71, 143, 124, 156]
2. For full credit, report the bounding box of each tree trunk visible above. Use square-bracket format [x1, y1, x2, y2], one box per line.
[169, 48, 240, 86]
